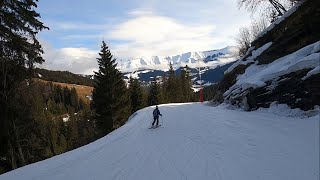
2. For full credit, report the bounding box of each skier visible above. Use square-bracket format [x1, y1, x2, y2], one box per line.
[152, 105, 162, 128]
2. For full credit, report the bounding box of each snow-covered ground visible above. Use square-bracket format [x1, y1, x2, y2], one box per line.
[0, 103, 318, 180]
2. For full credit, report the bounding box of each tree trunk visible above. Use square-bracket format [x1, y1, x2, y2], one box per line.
[269, 0, 287, 16]
[8, 140, 17, 169]
[12, 119, 26, 166]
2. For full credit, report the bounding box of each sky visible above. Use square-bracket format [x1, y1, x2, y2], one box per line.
[37, 0, 251, 74]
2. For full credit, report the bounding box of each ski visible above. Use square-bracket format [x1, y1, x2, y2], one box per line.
[148, 125, 161, 129]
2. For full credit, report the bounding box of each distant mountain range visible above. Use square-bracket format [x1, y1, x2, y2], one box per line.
[35, 46, 240, 90]
[117, 46, 239, 72]
[120, 46, 239, 88]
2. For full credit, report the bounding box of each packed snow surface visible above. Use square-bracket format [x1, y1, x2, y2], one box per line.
[1, 103, 318, 180]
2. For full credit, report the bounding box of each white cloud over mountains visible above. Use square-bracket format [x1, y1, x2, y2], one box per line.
[40, 41, 98, 74]
[41, 4, 250, 74]
[41, 11, 221, 74]
[108, 11, 217, 58]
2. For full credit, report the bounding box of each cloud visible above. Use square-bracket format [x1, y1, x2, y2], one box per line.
[47, 20, 108, 31]
[107, 11, 217, 58]
[38, 1, 252, 75]
[60, 34, 103, 41]
[128, 9, 154, 16]
[39, 40, 98, 75]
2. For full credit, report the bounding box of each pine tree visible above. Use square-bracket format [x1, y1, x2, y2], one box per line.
[78, 98, 87, 110]
[92, 41, 130, 135]
[0, 0, 48, 170]
[165, 63, 180, 102]
[148, 80, 162, 106]
[179, 65, 193, 102]
[63, 87, 71, 107]
[70, 88, 79, 111]
[0, 79, 99, 173]
[53, 85, 63, 103]
[160, 74, 167, 103]
[129, 77, 144, 114]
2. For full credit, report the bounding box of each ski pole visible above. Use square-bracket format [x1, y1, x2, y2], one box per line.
[149, 115, 154, 128]
[150, 117, 154, 128]
[161, 116, 163, 126]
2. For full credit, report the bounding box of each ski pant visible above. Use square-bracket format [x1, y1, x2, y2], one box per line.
[152, 116, 159, 126]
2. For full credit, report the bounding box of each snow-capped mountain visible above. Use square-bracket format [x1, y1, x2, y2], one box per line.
[117, 46, 239, 72]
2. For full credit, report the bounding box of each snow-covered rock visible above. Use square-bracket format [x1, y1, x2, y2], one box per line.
[225, 42, 273, 74]
[225, 41, 320, 97]
[219, 0, 320, 111]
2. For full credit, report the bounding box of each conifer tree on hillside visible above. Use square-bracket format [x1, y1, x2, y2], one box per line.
[63, 87, 71, 107]
[165, 63, 180, 102]
[129, 77, 144, 114]
[0, 0, 48, 169]
[70, 88, 79, 111]
[92, 41, 130, 135]
[179, 65, 193, 102]
[148, 80, 162, 106]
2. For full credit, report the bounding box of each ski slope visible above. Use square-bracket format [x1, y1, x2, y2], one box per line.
[0, 103, 319, 180]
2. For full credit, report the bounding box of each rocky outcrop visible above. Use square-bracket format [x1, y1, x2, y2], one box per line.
[246, 70, 320, 111]
[253, 0, 320, 65]
[218, 0, 320, 111]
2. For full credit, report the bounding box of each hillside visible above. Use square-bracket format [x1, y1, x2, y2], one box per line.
[34, 68, 94, 86]
[217, 0, 320, 111]
[0, 103, 318, 180]
[37, 79, 93, 103]
[123, 62, 235, 88]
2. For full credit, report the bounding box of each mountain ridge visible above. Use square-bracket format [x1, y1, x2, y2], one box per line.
[117, 46, 239, 73]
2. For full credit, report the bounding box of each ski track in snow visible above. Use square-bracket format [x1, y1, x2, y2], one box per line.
[0, 103, 319, 180]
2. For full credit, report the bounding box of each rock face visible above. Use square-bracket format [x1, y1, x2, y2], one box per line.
[253, 0, 320, 65]
[246, 69, 320, 111]
[220, 0, 320, 111]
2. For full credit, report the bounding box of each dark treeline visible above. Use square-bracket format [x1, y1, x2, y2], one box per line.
[128, 64, 196, 115]
[0, 81, 98, 173]
[0, 0, 98, 174]
[202, 84, 221, 101]
[201, 73, 235, 103]
[34, 68, 94, 86]
[146, 64, 196, 106]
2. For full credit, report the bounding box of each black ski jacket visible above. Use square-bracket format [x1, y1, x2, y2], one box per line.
[153, 108, 162, 117]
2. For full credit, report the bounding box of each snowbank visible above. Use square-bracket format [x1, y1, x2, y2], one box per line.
[256, 102, 320, 118]
[302, 65, 320, 80]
